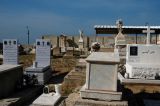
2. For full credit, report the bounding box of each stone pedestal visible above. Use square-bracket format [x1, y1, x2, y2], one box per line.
[80, 52, 122, 101]
[0, 65, 23, 98]
[25, 65, 52, 85]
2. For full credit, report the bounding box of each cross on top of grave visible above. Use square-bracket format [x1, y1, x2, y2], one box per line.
[36, 39, 51, 67]
[143, 26, 155, 44]
[3, 39, 18, 65]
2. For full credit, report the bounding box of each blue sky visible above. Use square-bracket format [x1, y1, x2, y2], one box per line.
[0, 0, 160, 44]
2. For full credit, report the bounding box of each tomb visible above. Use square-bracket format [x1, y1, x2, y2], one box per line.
[24, 39, 52, 85]
[0, 39, 23, 98]
[118, 26, 160, 94]
[32, 84, 61, 106]
[125, 44, 160, 79]
[80, 52, 122, 101]
[125, 26, 159, 79]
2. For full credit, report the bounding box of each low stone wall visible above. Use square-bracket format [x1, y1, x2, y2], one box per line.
[0, 65, 23, 99]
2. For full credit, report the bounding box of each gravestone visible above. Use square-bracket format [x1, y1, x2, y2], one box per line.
[80, 52, 122, 101]
[0, 39, 23, 98]
[126, 44, 160, 79]
[3, 39, 18, 65]
[25, 39, 52, 85]
[115, 19, 126, 47]
[59, 34, 66, 53]
[78, 30, 84, 49]
[157, 34, 160, 44]
[114, 19, 126, 59]
[36, 39, 51, 67]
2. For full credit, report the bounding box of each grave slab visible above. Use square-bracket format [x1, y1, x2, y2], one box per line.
[25, 65, 52, 85]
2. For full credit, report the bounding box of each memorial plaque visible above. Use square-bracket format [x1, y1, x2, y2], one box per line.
[36, 39, 51, 67]
[126, 44, 160, 79]
[3, 39, 18, 65]
[130, 46, 138, 56]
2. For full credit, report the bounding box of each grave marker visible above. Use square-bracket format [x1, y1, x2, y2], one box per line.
[80, 52, 122, 101]
[3, 39, 18, 65]
[126, 44, 160, 79]
[143, 26, 155, 44]
[36, 39, 51, 67]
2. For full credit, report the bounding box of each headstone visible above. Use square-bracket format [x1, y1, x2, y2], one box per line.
[59, 34, 66, 53]
[78, 30, 84, 49]
[157, 34, 160, 44]
[80, 52, 122, 101]
[115, 19, 126, 47]
[126, 44, 160, 79]
[0, 39, 23, 98]
[36, 39, 51, 67]
[24, 39, 52, 85]
[3, 39, 18, 65]
[114, 19, 126, 59]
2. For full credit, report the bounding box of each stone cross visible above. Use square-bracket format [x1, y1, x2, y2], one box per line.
[143, 26, 155, 44]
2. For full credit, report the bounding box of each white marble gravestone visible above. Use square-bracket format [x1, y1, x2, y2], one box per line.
[80, 52, 122, 101]
[25, 39, 52, 85]
[126, 44, 160, 79]
[0, 39, 23, 98]
[3, 39, 18, 65]
[78, 30, 84, 49]
[36, 39, 51, 67]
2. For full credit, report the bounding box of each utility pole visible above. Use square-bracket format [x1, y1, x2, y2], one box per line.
[26, 26, 30, 45]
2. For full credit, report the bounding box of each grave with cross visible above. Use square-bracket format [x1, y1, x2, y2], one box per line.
[0, 39, 23, 98]
[125, 26, 160, 79]
[25, 39, 52, 85]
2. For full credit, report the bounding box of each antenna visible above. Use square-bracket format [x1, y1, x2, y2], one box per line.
[26, 26, 30, 45]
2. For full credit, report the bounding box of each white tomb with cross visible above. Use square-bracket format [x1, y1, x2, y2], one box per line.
[125, 26, 160, 79]
[25, 39, 52, 85]
[0, 39, 23, 98]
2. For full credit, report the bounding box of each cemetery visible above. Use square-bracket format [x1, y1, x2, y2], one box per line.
[1, 20, 160, 106]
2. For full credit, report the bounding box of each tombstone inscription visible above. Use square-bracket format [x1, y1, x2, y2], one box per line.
[3, 39, 18, 65]
[126, 44, 160, 79]
[25, 39, 52, 85]
[36, 39, 51, 67]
